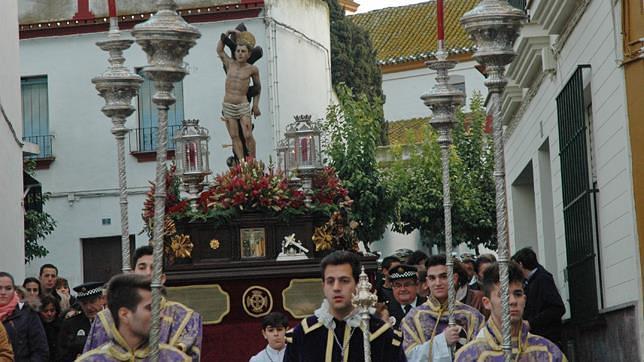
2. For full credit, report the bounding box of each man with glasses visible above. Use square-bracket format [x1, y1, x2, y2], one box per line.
[386, 265, 426, 329]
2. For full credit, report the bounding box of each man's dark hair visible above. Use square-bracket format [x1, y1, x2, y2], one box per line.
[133, 245, 153, 266]
[39, 264, 58, 277]
[461, 257, 475, 268]
[320, 250, 361, 282]
[261, 312, 289, 330]
[481, 262, 525, 298]
[425, 254, 446, 269]
[381, 256, 400, 271]
[40, 294, 61, 316]
[512, 247, 539, 270]
[407, 250, 429, 266]
[0, 272, 15, 287]
[418, 269, 427, 283]
[107, 274, 151, 329]
[454, 261, 468, 287]
[475, 254, 496, 273]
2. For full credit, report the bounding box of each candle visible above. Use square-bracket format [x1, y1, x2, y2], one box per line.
[437, 0, 444, 43]
[108, 0, 117, 18]
[187, 143, 197, 170]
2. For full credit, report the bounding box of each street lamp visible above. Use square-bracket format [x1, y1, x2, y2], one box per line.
[461, 1, 525, 360]
[175, 119, 211, 211]
[92, 10, 143, 273]
[131, 0, 200, 359]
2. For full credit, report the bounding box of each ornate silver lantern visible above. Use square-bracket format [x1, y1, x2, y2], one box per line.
[92, 14, 143, 273]
[461, 1, 526, 360]
[284, 115, 322, 192]
[131, 0, 200, 359]
[352, 266, 378, 362]
[175, 119, 211, 210]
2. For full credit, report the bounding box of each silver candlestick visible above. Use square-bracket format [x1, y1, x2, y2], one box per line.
[92, 17, 143, 273]
[131, 0, 200, 359]
[352, 266, 377, 362]
[421, 43, 464, 339]
[461, 1, 525, 360]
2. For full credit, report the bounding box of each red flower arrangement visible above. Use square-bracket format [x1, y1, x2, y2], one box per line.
[141, 159, 355, 256]
[203, 159, 305, 212]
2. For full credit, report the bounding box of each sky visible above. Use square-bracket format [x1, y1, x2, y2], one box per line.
[356, 0, 429, 13]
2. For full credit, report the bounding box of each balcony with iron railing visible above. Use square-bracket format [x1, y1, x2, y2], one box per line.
[23, 134, 55, 169]
[129, 125, 180, 162]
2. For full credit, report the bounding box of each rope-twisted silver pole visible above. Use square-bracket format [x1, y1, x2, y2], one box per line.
[422, 42, 463, 358]
[150, 80, 174, 361]
[461, 2, 525, 360]
[93, 16, 142, 274]
[487, 65, 512, 360]
[114, 122, 131, 272]
[131, 1, 200, 359]
[439, 135, 456, 331]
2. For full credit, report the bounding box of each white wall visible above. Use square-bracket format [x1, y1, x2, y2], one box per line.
[505, 0, 638, 310]
[20, 3, 332, 283]
[382, 60, 487, 122]
[0, 0, 26, 281]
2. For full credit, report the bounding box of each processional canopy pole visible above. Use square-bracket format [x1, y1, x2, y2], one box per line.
[461, 1, 526, 360]
[352, 266, 378, 362]
[92, 0, 143, 273]
[131, 0, 200, 359]
[421, 0, 464, 345]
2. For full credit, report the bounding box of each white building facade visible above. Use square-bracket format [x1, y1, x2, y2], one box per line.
[19, 0, 332, 286]
[502, 0, 642, 359]
[0, 0, 27, 280]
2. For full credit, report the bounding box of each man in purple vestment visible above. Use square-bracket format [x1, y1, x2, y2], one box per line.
[83, 246, 202, 360]
[455, 262, 567, 362]
[76, 274, 190, 361]
[402, 255, 485, 362]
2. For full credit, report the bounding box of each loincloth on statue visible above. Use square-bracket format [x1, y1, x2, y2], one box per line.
[221, 102, 251, 120]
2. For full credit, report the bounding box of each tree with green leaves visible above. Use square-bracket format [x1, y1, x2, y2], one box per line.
[24, 161, 56, 262]
[383, 92, 496, 251]
[324, 84, 392, 244]
[324, 0, 387, 144]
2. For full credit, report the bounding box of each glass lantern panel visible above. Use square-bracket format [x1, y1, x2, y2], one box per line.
[185, 141, 199, 173]
[200, 141, 210, 173]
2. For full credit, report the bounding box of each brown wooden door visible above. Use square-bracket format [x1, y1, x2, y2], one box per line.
[82, 235, 135, 283]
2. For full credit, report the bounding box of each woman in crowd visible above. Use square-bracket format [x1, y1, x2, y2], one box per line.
[22, 277, 42, 311]
[0, 272, 49, 360]
[39, 294, 61, 362]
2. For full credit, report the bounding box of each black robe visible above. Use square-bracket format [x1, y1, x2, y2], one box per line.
[284, 315, 405, 362]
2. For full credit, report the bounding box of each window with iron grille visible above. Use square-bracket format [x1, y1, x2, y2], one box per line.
[134, 70, 184, 152]
[556, 65, 602, 322]
[21, 76, 54, 159]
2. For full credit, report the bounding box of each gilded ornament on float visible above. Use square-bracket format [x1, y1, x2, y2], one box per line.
[209, 239, 220, 250]
[312, 226, 333, 251]
[170, 234, 193, 258]
[242, 286, 273, 318]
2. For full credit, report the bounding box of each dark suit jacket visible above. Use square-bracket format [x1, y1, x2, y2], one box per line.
[523, 265, 566, 345]
[387, 295, 427, 329]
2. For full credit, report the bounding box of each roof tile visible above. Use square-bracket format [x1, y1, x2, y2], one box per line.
[350, 0, 478, 65]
